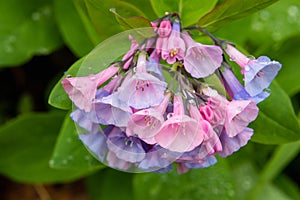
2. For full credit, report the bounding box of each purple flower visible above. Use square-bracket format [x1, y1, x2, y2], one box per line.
[78, 125, 113, 162]
[225, 45, 281, 96]
[161, 20, 185, 64]
[244, 56, 281, 96]
[182, 32, 223, 78]
[71, 88, 112, 132]
[94, 93, 132, 127]
[118, 53, 167, 109]
[106, 126, 146, 163]
[221, 67, 270, 104]
[218, 127, 253, 157]
[138, 145, 172, 172]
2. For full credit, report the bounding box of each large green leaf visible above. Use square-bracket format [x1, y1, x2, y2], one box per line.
[251, 82, 300, 144]
[84, 0, 146, 41]
[73, 0, 102, 45]
[198, 0, 279, 31]
[54, 0, 95, 57]
[50, 112, 104, 171]
[86, 169, 134, 200]
[110, 8, 151, 30]
[150, 0, 218, 26]
[0, 0, 62, 66]
[133, 159, 236, 200]
[0, 112, 90, 183]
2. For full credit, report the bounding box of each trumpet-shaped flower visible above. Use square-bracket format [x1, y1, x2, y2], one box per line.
[118, 53, 167, 109]
[62, 65, 119, 112]
[155, 95, 203, 152]
[183, 32, 223, 78]
[225, 45, 281, 96]
[219, 127, 253, 157]
[221, 67, 270, 103]
[106, 126, 146, 163]
[161, 20, 185, 64]
[126, 93, 171, 144]
[224, 100, 258, 137]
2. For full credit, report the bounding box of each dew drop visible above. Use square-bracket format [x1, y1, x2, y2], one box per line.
[8, 35, 16, 43]
[31, 12, 41, 21]
[68, 155, 74, 160]
[67, 137, 73, 143]
[259, 10, 270, 21]
[49, 159, 55, 166]
[88, 74, 96, 80]
[41, 6, 51, 16]
[4, 46, 13, 53]
[244, 66, 250, 72]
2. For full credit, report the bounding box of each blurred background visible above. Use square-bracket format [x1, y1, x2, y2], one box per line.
[0, 0, 300, 199]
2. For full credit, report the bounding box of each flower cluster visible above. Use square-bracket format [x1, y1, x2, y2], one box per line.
[62, 15, 281, 173]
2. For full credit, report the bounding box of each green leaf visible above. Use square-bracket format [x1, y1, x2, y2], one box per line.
[124, 0, 157, 19]
[86, 169, 134, 200]
[274, 34, 300, 96]
[54, 0, 95, 57]
[198, 0, 279, 31]
[260, 141, 300, 182]
[214, 0, 300, 54]
[251, 81, 300, 144]
[73, 0, 102, 45]
[0, 0, 62, 66]
[84, 0, 146, 41]
[48, 57, 85, 110]
[133, 159, 236, 200]
[51, 112, 104, 171]
[110, 8, 151, 30]
[0, 112, 90, 183]
[150, 0, 218, 26]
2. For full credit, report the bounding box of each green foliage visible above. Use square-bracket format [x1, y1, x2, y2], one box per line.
[54, 0, 95, 57]
[251, 82, 300, 144]
[0, 112, 91, 183]
[198, 0, 279, 31]
[86, 169, 134, 200]
[0, 0, 62, 66]
[150, 0, 218, 26]
[134, 159, 235, 200]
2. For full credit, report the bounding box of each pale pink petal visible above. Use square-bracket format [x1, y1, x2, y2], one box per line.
[62, 65, 119, 112]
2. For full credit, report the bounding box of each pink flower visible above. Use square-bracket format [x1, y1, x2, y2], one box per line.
[157, 20, 172, 37]
[189, 104, 222, 155]
[161, 20, 185, 64]
[182, 32, 223, 78]
[155, 95, 203, 152]
[62, 65, 119, 112]
[118, 53, 167, 109]
[126, 93, 171, 144]
[224, 100, 258, 137]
